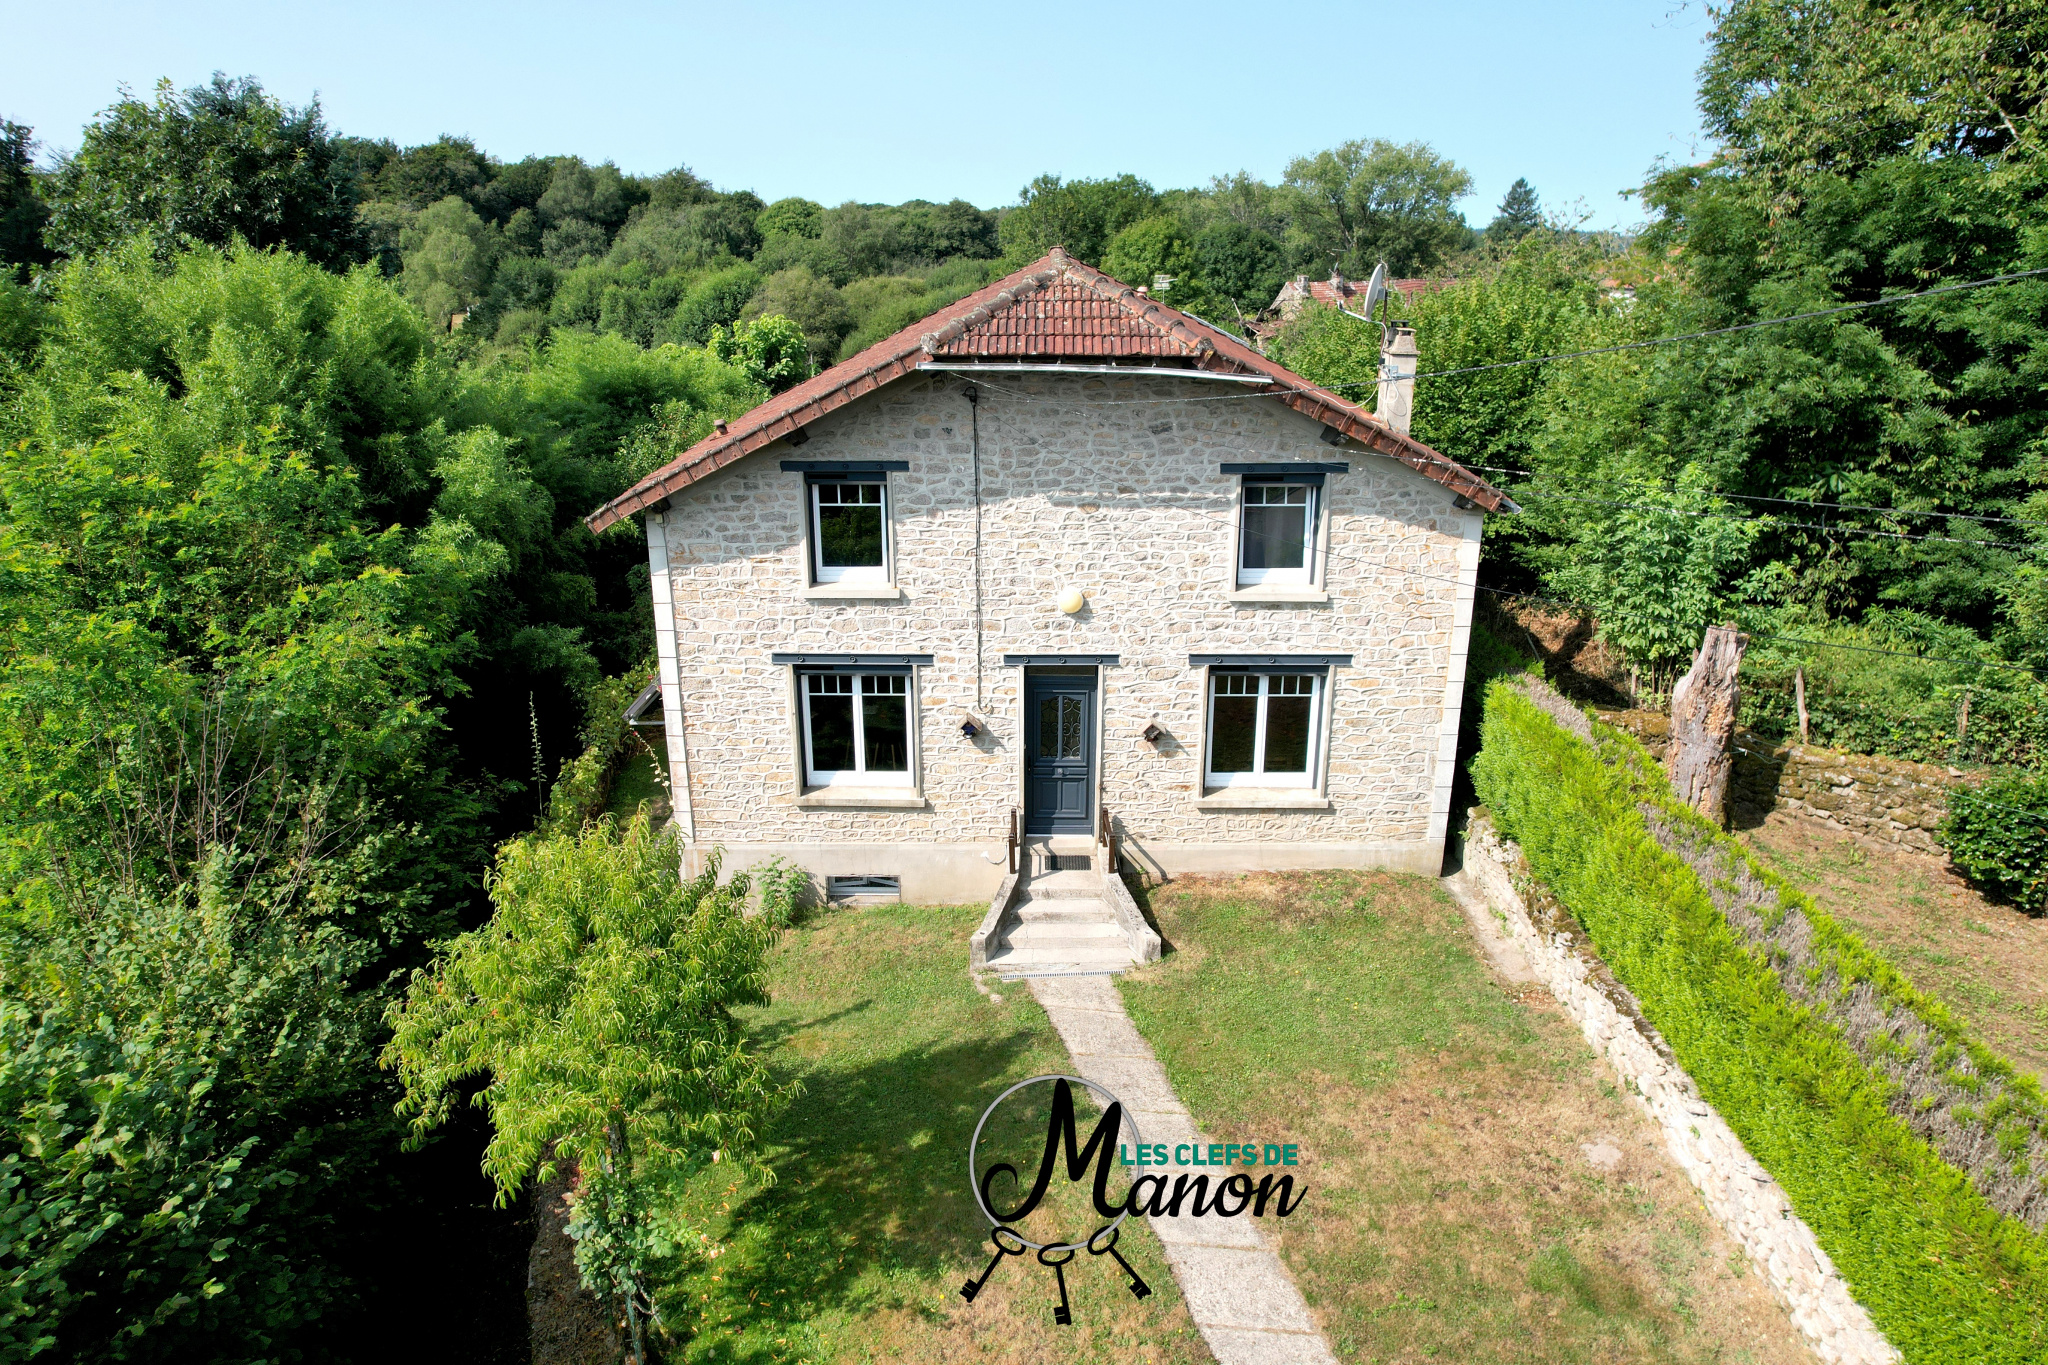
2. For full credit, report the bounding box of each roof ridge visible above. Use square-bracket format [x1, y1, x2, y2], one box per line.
[918, 248, 1070, 355]
[582, 250, 1510, 533]
[1057, 256, 1216, 358]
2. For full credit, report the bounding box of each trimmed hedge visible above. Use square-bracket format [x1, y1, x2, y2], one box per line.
[1472, 681, 2048, 1365]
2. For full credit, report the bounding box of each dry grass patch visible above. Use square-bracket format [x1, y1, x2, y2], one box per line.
[1120, 870, 1813, 1365]
[1739, 810, 2048, 1084]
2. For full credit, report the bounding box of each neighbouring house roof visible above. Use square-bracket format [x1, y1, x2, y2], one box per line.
[1268, 271, 1454, 320]
[583, 250, 1509, 533]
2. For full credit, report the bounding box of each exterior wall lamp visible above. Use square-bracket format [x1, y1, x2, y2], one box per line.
[1056, 587, 1087, 615]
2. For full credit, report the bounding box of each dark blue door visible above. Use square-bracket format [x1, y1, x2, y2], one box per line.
[1025, 672, 1094, 835]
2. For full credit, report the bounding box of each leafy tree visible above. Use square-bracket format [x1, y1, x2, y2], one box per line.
[1101, 216, 1199, 298]
[670, 264, 763, 345]
[1281, 138, 1473, 276]
[1701, 0, 2048, 185]
[401, 194, 500, 327]
[1192, 218, 1287, 317]
[1544, 468, 1765, 680]
[742, 266, 850, 365]
[996, 173, 1157, 264]
[369, 134, 495, 211]
[752, 230, 854, 285]
[1488, 177, 1542, 241]
[384, 816, 803, 1365]
[0, 123, 52, 280]
[709, 314, 810, 391]
[757, 196, 824, 238]
[42, 75, 367, 267]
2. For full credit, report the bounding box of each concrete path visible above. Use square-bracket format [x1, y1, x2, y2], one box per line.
[1028, 973, 1338, 1365]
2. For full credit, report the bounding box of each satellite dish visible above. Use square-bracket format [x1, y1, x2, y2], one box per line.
[1360, 262, 1389, 321]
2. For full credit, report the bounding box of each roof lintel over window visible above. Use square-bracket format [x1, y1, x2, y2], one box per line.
[780, 460, 910, 475]
[771, 652, 933, 668]
[1000, 653, 1120, 666]
[1189, 653, 1352, 667]
[1221, 462, 1350, 484]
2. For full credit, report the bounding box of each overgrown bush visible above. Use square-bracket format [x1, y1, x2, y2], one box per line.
[1739, 610, 2048, 768]
[1473, 678, 2048, 1363]
[1940, 775, 2048, 913]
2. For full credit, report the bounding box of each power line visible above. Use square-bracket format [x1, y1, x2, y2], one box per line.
[963, 370, 2040, 548]
[960, 375, 2048, 677]
[1456, 461, 2048, 530]
[1502, 488, 2036, 550]
[952, 265, 2048, 407]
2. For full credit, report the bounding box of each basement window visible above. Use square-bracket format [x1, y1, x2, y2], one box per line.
[827, 874, 901, 901]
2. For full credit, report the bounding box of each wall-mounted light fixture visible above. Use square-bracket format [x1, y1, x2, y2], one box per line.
[1056, 587, 1087, 615]
[1142, 723, 1164, 744]
[960, 715, 982, 739]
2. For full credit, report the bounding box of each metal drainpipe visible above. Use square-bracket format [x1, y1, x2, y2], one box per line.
[645, 507, 697, 847]
[967, 384, 984, 710]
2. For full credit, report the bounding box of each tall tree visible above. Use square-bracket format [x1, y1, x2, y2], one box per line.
[1701, 0, 2048, 185]
[42, 75, 367, 267]
[385, 819, 803, 1365]
[1488, 177, 1543, 242]
[0, 122, 53, 279]
[1281, 139, 1473, 276]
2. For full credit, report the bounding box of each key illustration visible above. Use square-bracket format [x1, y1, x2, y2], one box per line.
[1038, 1245, 1076, 1325]
[1087, 1223, 1152, 1300]
[960, 1225, 1027, 1303]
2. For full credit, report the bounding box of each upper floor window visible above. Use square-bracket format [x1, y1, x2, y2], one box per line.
[783, 460, 909, 589]
[800, 670, 912, 786]
[1206, 671, 1321, 788]
[1223, 463, 1343, 590]
[1238, 482, 1316, 585]
[811, 480, 888, 584]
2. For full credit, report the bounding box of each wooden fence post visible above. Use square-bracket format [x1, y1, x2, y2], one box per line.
[1669, 624, 1748, 825]
[1793, 666, 1809, 746]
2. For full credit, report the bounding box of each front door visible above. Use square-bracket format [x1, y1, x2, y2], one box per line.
[1024, 671, 1095, 835]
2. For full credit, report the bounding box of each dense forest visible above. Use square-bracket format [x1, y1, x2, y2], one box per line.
[0, 0, 2046, 1355]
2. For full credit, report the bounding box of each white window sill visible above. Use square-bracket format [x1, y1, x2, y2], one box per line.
[796, 788, 927, 810]
[804, 584, 905, 601]
[1194, 790, 1332, 811]
[1229, 586, 1329, 604]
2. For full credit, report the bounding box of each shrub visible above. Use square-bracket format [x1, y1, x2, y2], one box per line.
[1473, 679, 2048, 1364]
[1940, 775, 2048, 913]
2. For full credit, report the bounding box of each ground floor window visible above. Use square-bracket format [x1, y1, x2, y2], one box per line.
[1205, 671, 1321, 788]
[801, 671, 912, 786]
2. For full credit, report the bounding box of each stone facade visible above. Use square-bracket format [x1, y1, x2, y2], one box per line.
[1597, 708, 1975, 852]
[645, 371, 1482, 902]
[1459, 815, 1900, 1365]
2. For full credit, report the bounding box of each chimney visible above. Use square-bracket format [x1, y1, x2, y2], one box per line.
[1377, 325, 1417, 435]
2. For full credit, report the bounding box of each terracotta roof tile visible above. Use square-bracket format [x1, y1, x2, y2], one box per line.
[584, 250, 1508, 532]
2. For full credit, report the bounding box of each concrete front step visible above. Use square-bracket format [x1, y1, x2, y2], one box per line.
[986, 945, 1136, 970]
[1017, 902, 1119, 924]
[1005, 921, 1125, 946]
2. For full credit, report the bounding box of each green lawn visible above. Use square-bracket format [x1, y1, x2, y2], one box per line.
[648, 900, 1208, 1365]
[1118, 870, 1814, 1365]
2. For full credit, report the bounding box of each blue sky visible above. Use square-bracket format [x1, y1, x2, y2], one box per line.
[6, 0, 1714, 230]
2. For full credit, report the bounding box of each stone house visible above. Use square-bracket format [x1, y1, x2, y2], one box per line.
[584, 249, 1510, 948]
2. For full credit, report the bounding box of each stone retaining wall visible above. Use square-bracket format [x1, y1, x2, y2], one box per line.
[1460, 812, 1899, 1365]
[1594, 708, 1977, 852]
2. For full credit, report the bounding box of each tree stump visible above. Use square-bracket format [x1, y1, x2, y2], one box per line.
[1668, 624, 1747, 825]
